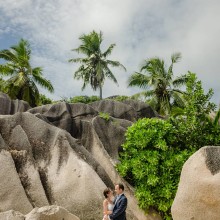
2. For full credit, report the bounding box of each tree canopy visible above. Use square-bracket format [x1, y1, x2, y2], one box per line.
[0, 39, 54, 106]
[69, 30, 126, 99]
[128, 53, 188, 115]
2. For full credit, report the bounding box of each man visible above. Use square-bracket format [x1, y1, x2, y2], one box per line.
[109, 183, 127, 220]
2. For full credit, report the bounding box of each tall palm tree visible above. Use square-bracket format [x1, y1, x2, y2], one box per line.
[69, 31, 126, 99]
[128, 53, 188, 115]
[0, 39, 54, 106]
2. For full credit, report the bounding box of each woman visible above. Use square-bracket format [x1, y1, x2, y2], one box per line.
[103, 188, 114, 220]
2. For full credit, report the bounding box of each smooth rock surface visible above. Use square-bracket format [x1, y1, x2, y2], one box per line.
[172, 146, 220, 220]
[0, 210, 25, 220]
[25, 205, 80, 220]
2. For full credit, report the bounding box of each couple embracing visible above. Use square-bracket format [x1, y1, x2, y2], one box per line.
[103, 183, 127, 220]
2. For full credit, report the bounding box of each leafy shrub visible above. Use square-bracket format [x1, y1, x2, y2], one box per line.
[69, 95, 100, 104]
[106, 95, 132, 102]
[99, 112, 110, 121]
[39, 94, 53, 105]
[170, 72, 219, 150]
[117, 118, 192, 219]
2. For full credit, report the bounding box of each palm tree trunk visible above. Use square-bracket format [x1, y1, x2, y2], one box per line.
[99, 85, 102, 99]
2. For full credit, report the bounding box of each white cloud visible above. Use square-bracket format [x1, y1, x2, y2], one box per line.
[0, 0, 220, 104]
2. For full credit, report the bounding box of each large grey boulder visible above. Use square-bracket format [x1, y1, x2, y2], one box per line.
[0, 113, 108, 219]
[91, 116, 132, 161]
[122, 99, 157, 119]
[25, 205, 80, 220]
[0, 92, 30, 115]
[0, 210, 25, 220]
[0, 206, 80, 220]
[89, 100, 138, 121]
[28, 102, 98, 138]
[172, 146, 220, 220]
[0, 150, 33, 214]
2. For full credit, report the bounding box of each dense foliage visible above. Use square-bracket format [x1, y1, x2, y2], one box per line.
[117, 72, 220, 219]
[39, 94, 53, 105]
[106, 95, 133, 102]
[68, 95, 133, 104]
[68, 95, 100, 104]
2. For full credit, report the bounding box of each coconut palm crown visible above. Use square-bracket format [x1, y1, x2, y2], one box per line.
[0, 39, 54, 106]
[128, 53, 188, 115]
[69, 30, 126, 99]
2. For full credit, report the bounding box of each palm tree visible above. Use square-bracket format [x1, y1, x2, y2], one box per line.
[0, 77, 5, 92]
[0, 39, 54, 106]
[69, 31, 126, 99]
[128, 53, 188, 115]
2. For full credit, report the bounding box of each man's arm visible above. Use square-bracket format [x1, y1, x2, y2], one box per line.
[109, 197, 127, 219]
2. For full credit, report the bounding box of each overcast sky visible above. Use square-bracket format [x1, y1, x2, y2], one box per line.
[0, 0, 220, 104]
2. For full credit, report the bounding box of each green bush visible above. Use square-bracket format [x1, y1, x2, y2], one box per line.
[68, 95, 100, 104]
[106, 95, 132, 102]
[117, 72, 220, 219]
[99, 112, 111, 121]
[39, 94, 53, 105]
[117, 118, 192, 219]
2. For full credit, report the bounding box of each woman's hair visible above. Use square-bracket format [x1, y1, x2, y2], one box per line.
[103, 188, 112, 198]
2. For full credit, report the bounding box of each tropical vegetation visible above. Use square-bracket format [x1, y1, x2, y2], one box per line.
[117, 72, 220, 219]
[68, 95, 100, 104]
[39, 94, 53, 105]
[0, 39, 54, 106]
[69, 30, 126, 99]
[128, 53, 188, 116]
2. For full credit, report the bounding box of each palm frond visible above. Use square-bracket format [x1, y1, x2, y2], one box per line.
[103, 44, 116, 58]
[141, 58, 165, 76]
[0, 65, 14, 76]
[31, 66, 54, 92]
[147, 95, 158, 110]
[131, 90, 155, 101]
[173, 74, 188, 87]
[106, 60, 126, 71]
[32, 73, 54, 92]
[171, 106, 185, 117]
[104, 66, 118, 84]
[69, 57, 89, 63]
[171, 52, 181, 63]
[213, 109, 220, 126]
[0, 50, 18, 63]
[167, 52, 181, 79]
[128, 72, 150, 89]
[170, 90, 186, 108]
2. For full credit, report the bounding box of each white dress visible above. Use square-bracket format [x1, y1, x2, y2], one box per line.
[102, 202, 114, 220]
[108, 203, 114, 211]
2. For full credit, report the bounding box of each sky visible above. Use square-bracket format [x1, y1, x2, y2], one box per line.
[0, 0, 220, 104]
